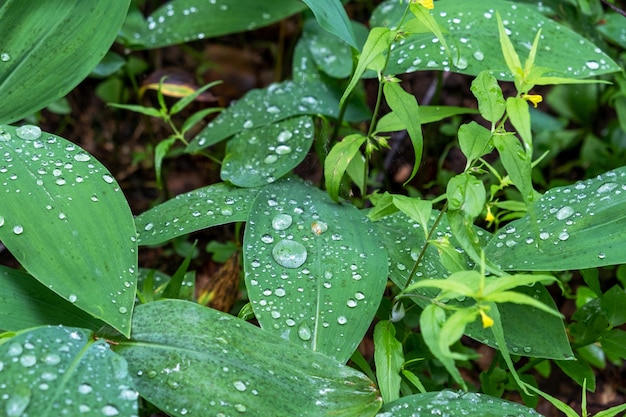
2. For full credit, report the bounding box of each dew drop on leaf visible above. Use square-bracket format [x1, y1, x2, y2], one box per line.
[297, 321, 312, 341]
[5, 385, 31, 417]
[15, 125, 41, 140]
[271, 213, 293, 231]
[555, 206, 574, 220]
[272, 239, 307, 268]
[12, 225, 23, 235]
[0, 52, 10, 62]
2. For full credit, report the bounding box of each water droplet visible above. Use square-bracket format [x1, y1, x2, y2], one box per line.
[558, 231, 569, 241]
[453, 56, 468, 70]
[337, 316, 347, 325]
[78, 383, 93, 394]
[355, 292, 365, 300]
[275, 287, 286, 297]
[311, 221, 328, 235]
[272, 240, 307, 268]
[102, 174, 115, 184]
[42, 353, 61, 365]
[598, 252, 606, 259]
[597, 182, 618, 193]
[68, 294, 77, 303]
[13, 225, 23, 235]
[73, 153, 91, 162]
[15, 125, 42, 140]
[585, 60, 599, 70]
[264, 154, 278, 164]
[243, 120, 254, 129]
[277, 131, 293, 142]
[285, 318, 296, 327]
[555, 205, 575, 220]
[0, 216, 4, 227]
[297, 321, 312, 341]
[523, 346, 532, 353]
[118, 307, 128, 314]
[0, 53, 11, 62]
[5, 386, 31, 417]
[234, 404, 247, 413]
[144, 223, 154, 231]
[19, 354, 36, 367]
[271, 213, 293, 231]
[275, 145, 291, 155]
[261, 234, 274, 244]
[233, 380, 247, 391]
[101, 404, 120, 416]
[539, 232, 550, 240]
[473, 50, 484, 61]
[347, 299, 357, 308]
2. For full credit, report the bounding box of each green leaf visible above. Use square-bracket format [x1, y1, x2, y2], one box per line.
[470, 71, 505, 125]
[446, 173, 486, 218]
[0, 0, 129, 123]
[244, 178, 388, 363]
[187, 79, 368, 153]
[221, 116, 314, 187]
[601, 329, 626, 360]
[506, 97, 533, 152]
[383, 82, 423, 184]
[0, 266, 104, 332]
[340, 27, 394, 108]
[125, 0, 306, 49]
[555, 353, 596, 392]
[107, 299, 382, 417]
[377, 390, 544, 417]
[496, 12, 522, 77]
[595, 403, 626, 417]
[492, 133, 535, 203]
[374, 321, 404, 403]
[600, 285, 626, 327]
[374, 106, 479, 134]
[154, 136, 177, 189]
[0, 125, 136, 336]
[485, 166, 626, 270]
[0, 326, 137, 417]
[391, 195, 432, 240]
[170, 80, 221, 115]
[301, 0, 358, 49]
[457, 121, 493, 169]
[108, 102, 163, 118]
[370, 0, 621, 80]
[419, 305, 467, 389]
[135, 182, 259, 246]
[324, 134, 367, 202]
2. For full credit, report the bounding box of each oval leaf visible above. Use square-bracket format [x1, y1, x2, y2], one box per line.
[0, 0, 130, 123]
[244, 178, 388, 363]
[301, 0, 358, 49]
[0, 326, 137, 417]
[370, 0, 620, 79]
[221, 116, 314, 187]
[106, 299, 382, 417]
[0, 125, 137, 336]
[135, 182, 260, 246]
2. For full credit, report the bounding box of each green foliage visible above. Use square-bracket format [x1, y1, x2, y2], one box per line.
[1, 0, 625, 416]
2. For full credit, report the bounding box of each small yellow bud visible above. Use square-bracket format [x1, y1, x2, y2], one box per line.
[479, 309, 494, 328]
[522, 94, 543, 108]
[413, 0, 434, 9]
[485, 205, 495, 223]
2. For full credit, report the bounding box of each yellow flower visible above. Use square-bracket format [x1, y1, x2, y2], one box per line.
[479, 309, 494, 328]
[522, 93, 543, 108]
[414, 0, 434, 9]
[485, 205, 495, 223]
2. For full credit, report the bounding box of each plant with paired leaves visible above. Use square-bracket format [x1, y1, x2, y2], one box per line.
[1, 1, 626, 416]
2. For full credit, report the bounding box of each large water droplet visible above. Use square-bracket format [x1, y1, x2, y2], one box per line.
[275, 145, 292, 155]
[311, 221, 328, 235]
[0, 129, 11, 141]
[272, 240, 307, 268]
[297, 321, 312, 341]
[102, 174, 115, 184]
[558, 231, 570, 241]
[555, 205, 574, 220]
[101, 404, 120, 416]
[233, 380, 247, 392]
[78, 383, 93, 394]
[73, 152, 91, 162]
[277, 131, 293, 142]
[473, 50, 484, 61]
[585, 60, 599, 70]
[15, 125, 41, 140]
[597, 182, 618, 193]
[13, 225, 23, 235]
[5, 385, 31, 417]
[271, 213, 293, 231]
[0, 53, 11, 62]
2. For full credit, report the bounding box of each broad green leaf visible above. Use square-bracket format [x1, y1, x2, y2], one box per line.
[601, 329, 626, 361]
[301, 19, 354, 78]
[376, 390, 545, 416]
[447, 173, 486, 218]
[301, 0, 358, 49]
[0, 266, 104, 332]
[485, 166, 626, 270]
[106, 299, 382, 417]
[420, 304, 466, 388]
[370, 0, 620, 80]
[383, 82, 423, 184]
[0, 0, 130, 123]
[0, 125, 136, 336]
[597, 12, 626, 49]
[221, 116, 314, 187]
[374, 321, 404, 403]
[123, 0, 306, 49]
[187, 79, 368, 153]
[244, 178, 388, 363]
[506, 97, 533, 152]
[457, 121, 493, 169]
[600, 286, 626, 327]
[324, 134, 367, 202]
[135, 182, 260, 246]
[391, 195, 431, 240]
[340, 27, 394, 108]
[555, 353, 596, 392]
[0, 326, 137, 417]
[470, 71, 506, 124]
[374, 212, 573, 359]
[374, 106, 479, 135]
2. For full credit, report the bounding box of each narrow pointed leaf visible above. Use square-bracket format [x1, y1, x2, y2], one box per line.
[0, 0, 130, 123]
[135, 182, 260, 246]
[324, 134, 367, 202]
[0, 326, 137, 417]
[221, 116, 314, 187]
[374, 321, 404, 403]
[485, 166, 626, 270]
[244, 178, 388, 363]
[302, 0, 358, 49]
[106, 299, 382, 417]
[0, 125, 136, 336]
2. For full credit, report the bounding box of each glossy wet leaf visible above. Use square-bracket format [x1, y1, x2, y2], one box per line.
[0, 0, 129, 123]
[244, 178, 388, 363]
[0, 326, 137, 417]
[0, 125, 136, 336]
[302, 0, 358, 49]
[376, 390, 544, 416]
[373, 212, 573, 359]
[370, 0, 620, 80]
[123, 0, 306, 49]
[135, 182, 259, 246]
[300, 18, 355, 78]
[374, 106, 479, 134]
[324, 134, 367, 202]
[105, 299, 382, 417]
[187, 79, 368, 153]
[374, 321, 404, 403]
[0, 266, 104, 332]
[470, 71, 505, 124]
[221, 116, 314, 187]
[485, 166, 626, 270]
